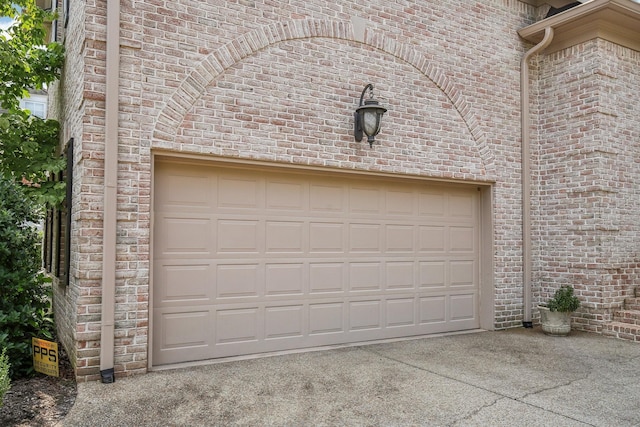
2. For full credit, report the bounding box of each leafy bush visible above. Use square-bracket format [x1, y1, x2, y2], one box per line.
[0, 348, 10, 406]
[0, 0, 66, 205]
[0, 177, 55, 378]
[547, 286, 581, 313]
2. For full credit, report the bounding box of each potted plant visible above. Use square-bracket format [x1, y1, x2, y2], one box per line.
[538, 286, 580, 336]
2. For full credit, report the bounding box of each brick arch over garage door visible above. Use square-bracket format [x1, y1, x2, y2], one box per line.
[152, 18, 495, 179]
[151, 19, 494, 366]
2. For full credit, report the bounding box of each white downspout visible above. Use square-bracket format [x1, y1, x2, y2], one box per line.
[100, 0, 120, 383]
[521, 26, 554, 328]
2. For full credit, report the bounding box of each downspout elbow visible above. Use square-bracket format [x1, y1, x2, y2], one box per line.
[520, 27, 554, 328]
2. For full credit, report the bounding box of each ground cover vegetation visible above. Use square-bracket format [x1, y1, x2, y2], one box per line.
[0, 349, 10, 405]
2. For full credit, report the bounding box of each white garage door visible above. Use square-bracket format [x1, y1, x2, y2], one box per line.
[152, 159, 480, 366]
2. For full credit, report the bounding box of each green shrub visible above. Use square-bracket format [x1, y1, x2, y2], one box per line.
[547, 286, 581, 313]
[0, 177, 55, 378]
[0, 348, 10, 406]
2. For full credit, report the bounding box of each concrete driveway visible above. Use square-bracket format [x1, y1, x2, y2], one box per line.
[62, 328, 640, 426]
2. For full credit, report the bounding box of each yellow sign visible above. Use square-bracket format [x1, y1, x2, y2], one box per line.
[32, 338, 59, 377]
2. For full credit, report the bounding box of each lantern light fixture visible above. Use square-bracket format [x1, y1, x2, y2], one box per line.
[354, 84, 387, 148]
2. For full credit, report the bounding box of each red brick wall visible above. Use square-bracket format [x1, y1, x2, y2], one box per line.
[49, 0, 89, 377]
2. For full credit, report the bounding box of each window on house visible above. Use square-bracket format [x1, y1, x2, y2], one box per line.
[43, 139, 73, 286]
[20, 99, 47, 119]
[63, 0, 69, 28]
[43, 172, 65, 280]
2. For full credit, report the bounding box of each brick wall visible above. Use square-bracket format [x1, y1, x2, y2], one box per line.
[146, 0, 535, 335]
[48, 0, 87, 376]
[52, 0, 640, 381]
[532, 39, 640, 331]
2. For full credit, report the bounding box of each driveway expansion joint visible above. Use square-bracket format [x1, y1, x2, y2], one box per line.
[365, 348, 596, 427]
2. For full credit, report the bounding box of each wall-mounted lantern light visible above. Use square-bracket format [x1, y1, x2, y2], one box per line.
[354, 84, 387, 148]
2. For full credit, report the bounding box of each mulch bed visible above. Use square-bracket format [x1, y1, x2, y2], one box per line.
[0, 348, 77, 426]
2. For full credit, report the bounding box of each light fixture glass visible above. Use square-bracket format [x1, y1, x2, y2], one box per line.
[354, 84, 387, 147]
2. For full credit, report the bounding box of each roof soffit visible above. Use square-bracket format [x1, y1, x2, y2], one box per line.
[518, 0, 640, 53]
[520, 0, 588, 6]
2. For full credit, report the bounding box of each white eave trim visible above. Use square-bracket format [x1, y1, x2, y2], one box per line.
[518, 0, 640, 53]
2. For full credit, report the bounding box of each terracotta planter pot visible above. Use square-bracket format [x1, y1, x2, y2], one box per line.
[539, 305, 572, 336]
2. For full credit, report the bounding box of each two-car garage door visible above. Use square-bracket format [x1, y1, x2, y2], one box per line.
[152, 159, 481, 366]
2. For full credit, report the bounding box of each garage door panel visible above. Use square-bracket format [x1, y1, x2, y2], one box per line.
[156, 261, 213, 303]
[309, 263, 345, 293]
[419, 226, 446, 252]
[450, 260, 476, 287]
[157, 216, 213, 255]
[265, 263, 305, 295]
[309, 222, 344, 253]
[266, 180, 305, 211]
[216, 307, 260, 344]
[216, 264, 261, 299]
[450, 294, 477, 321]
[265, 305, 305, 339]
[419, 261, 446, 288]
[349, 223, 382, 252]
[349, 262, 382, 291]
[386, 298, 415, 327]
[217, 175, 260, 209]
[386, 225, 415, 252]
[450, 226, 475, 252]
[153, 308, 214, 365]
[153, 160, 481, 366]
[217, 219, 260, 253]
[450, 193, 476, 218]
[419, 192, 446, 216]
[265, 221, 304, 253]
[154, 165, 213, 211]
[386, 190, 414, 215]
[310, 183, 344, 213]
[161, 311, 210, 348]
[309, 302, 344, 335]
[350, 187, 381, 214]
[349, 300, 382, 331]
[385, 261, 414, 290]
[419, 296, 447, 324]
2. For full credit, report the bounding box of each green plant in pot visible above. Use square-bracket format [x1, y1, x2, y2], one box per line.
[539, 286, 580, 336]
